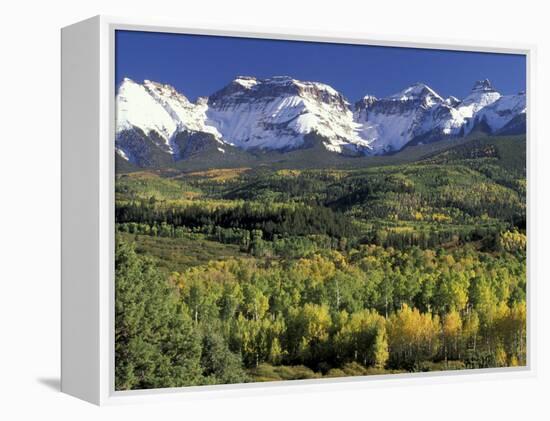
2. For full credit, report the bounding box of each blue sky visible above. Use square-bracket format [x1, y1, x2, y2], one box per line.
[115, 30, 526, 102]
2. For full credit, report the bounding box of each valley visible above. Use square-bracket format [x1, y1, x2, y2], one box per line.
[115, 134, 527, 389]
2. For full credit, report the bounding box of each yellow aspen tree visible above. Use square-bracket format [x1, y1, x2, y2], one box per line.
[442, 309, 463, 362]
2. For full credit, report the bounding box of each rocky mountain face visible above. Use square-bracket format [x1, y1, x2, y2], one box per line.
[206, 76, 371, 154]
[353, 79, 525, 153]
[115, 76, 526, 166]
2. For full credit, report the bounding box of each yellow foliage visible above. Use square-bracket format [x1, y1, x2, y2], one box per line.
[498, 230, 527, 253]
[431, 213, 451, 223]
[294, 254, 336, 285]
[275, 169, 302, 177]
[300, 303, 332, 342]
[387, 305, 440, 361]
[495, 343, 507, 367]
[186, 167, 251, 182]
[443, 309, 462, 338]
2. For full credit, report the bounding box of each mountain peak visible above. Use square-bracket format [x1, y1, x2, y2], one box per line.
[120, 77, 139, 87]
[232, 76, 258, 89]
[205, 75, 359, 152]
[268, 75, 294, 81]
[462, 79, 501, 109]
[389, 83, 443, 103]
[116, 75, 526, 167]
[211, 75, 345, 106]
[445, 96, 461, 106]
[354, 95, 378, 111]
[471, 79, 496, 93]
[361, 94, 378, 104]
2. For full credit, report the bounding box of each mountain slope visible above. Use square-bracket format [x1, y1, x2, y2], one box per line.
[115, 76, 526, 168]
[356, 79, 519, 153]
[354, 82, 446, 153]
[205, 76, 372, 154]
[469, 91, 526, 134]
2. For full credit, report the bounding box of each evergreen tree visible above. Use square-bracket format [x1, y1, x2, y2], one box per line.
[115, 241, 202, 390]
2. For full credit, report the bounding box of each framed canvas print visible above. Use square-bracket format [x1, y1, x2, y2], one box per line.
[61, 16, 533, 405]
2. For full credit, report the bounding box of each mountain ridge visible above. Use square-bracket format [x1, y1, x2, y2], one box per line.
[115, 76, 526, 167]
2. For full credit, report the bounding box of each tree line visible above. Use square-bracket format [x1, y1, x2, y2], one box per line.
[116, 200, 353, 241]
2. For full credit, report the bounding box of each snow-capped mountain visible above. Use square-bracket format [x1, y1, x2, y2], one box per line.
[116, 78, 223, 165]
[206, 76, 371, 154]
[468, 91, 526, 135]
[115, 76, 526, 166]
[353, 79, 524, 154]
[354, 82, 447, 153]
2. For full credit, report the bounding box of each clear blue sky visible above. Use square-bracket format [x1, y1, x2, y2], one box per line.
[115, 30, 526, 102]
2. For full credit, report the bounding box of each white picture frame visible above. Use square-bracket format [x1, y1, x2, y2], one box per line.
[61, 15, 536, 405]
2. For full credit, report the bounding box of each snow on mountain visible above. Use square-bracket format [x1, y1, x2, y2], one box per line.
[141, 80, 221, 138]
[354, 82, 447, 153]
[115, 78, 222, 161]
[469, 91, 526, 133]
[445, 96, 461, 107]
[232, 76, 259, 89]
[433, 80, 502, 136]
[205, 76, 371, 153]
[388, 82, 444, 105]
[116, 78, 179, 153]
[115, 76, 526, 166]
[355, 79, 519, 154]
[452, 79, 502, 124]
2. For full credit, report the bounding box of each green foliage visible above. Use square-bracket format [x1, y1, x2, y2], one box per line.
[115, 241, 202, 390]
[334, 309, 389, 368]
[116, 231, 248, 272]
[115, 135, 526, 389]
[200, 328, 248, 384]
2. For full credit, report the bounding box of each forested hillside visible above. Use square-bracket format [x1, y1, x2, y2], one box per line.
[115, 135, 527, 390]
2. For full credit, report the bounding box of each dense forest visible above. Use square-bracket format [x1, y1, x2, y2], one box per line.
[115, 135, 527, 390]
